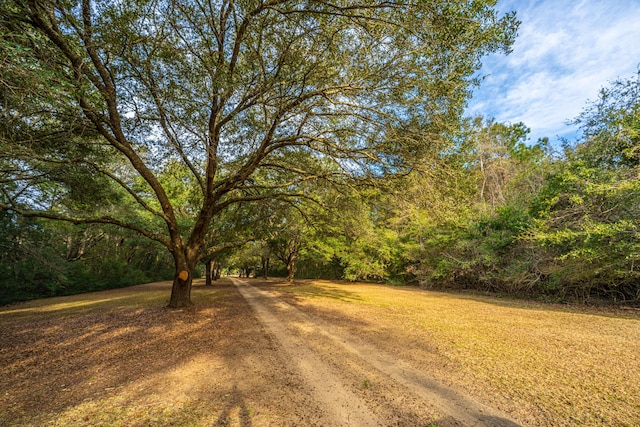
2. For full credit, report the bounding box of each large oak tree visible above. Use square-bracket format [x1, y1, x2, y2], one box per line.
[1, 0, 518, 306]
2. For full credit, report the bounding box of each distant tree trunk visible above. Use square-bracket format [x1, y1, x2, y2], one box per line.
[213, 260, 222, 280]
[204, 259, 222, 285]
[65, 226, 105, 261]
[271, 236, 300, 282]
[205, 259, 213, 286]
[286, 255, 297, 282]
[261, 256, 269, 279]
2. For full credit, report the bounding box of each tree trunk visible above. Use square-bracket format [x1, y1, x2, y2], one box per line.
[286, 256, 296, 282]
[205, 259, 213, 286]
[168, 256, 195, 308]
[261, 256, 269, 280]
[213, 260, 221, 280]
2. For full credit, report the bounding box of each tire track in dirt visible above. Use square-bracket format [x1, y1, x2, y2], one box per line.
[233, 278, 525, 427]
[232, 278, 381, 426]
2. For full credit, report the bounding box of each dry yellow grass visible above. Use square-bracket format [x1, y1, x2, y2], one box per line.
[271, 280, 640, 427]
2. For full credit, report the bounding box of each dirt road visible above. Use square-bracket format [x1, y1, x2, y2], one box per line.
[232, 278, 523, 427]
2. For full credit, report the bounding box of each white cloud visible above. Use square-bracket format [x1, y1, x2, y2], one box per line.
[468, 0, 640, 143]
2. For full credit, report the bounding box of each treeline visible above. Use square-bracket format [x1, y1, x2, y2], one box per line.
[0, 216, 173, 305]
[400, 71, 640, 303]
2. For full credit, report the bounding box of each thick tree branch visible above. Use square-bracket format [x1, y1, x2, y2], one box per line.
[0, 203, 171, 247]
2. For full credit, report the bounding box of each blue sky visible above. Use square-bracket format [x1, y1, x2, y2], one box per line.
[467, 0, 640, 145]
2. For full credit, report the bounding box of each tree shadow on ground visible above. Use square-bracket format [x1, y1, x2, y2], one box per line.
[0, 279, 295, 425]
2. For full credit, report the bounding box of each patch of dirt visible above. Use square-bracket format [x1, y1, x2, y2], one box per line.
[1, 278, 529, 426]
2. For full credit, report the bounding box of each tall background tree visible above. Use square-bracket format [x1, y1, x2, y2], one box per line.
[0, 0, 518, 306]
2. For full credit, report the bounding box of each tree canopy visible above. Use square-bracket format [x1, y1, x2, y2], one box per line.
[1, 0, 518, 306]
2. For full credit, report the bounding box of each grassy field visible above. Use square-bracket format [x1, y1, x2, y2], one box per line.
[267, 280, 640, 426]
[1, 278, 639, 426]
